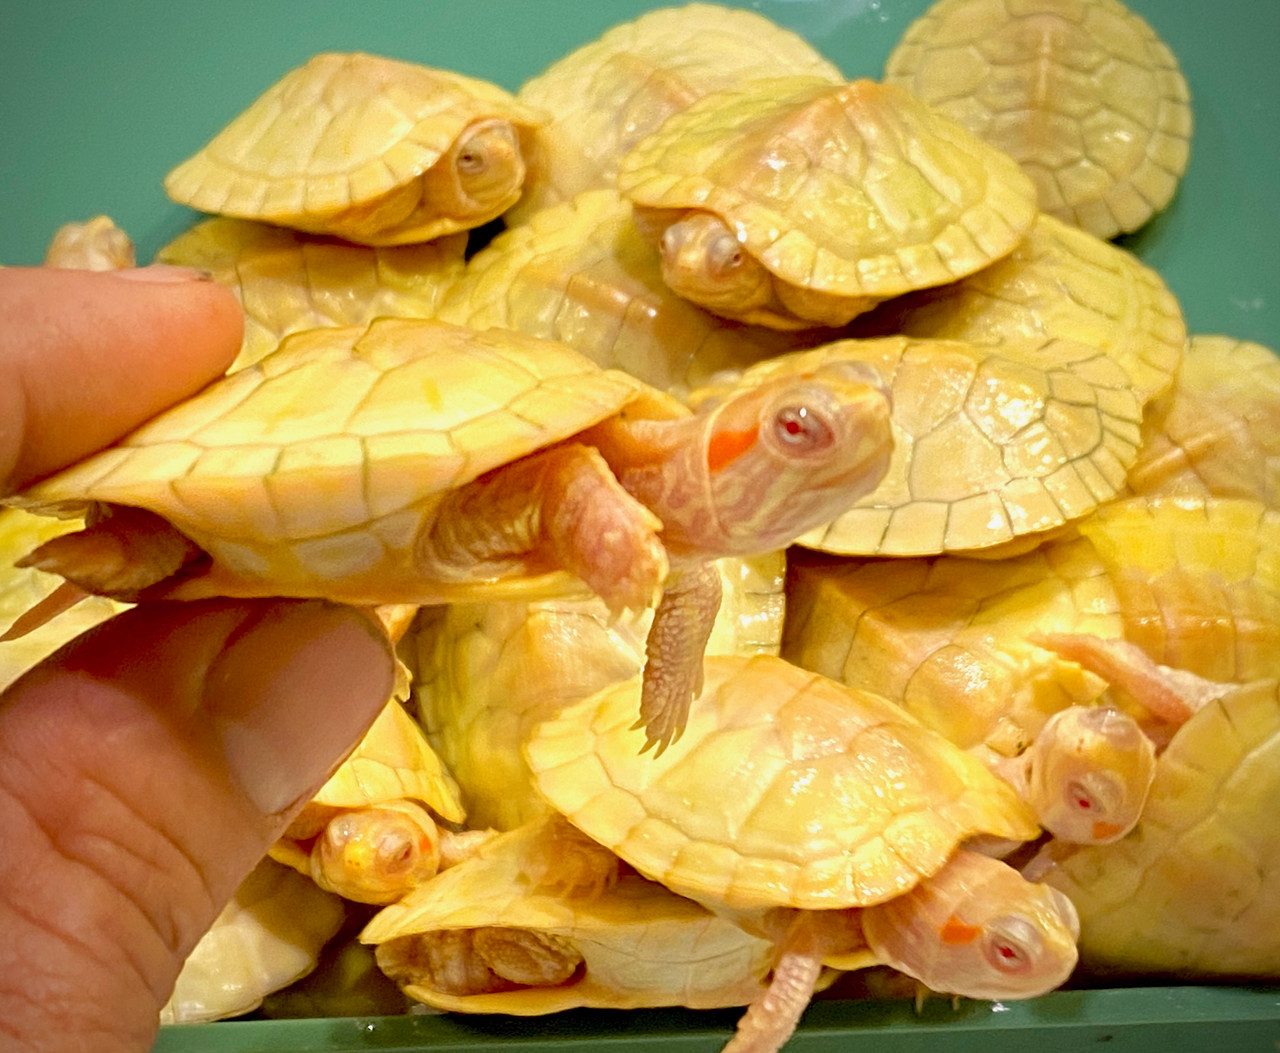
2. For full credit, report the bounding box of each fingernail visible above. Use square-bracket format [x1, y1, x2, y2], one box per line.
[206, 601, 396, 816]
[113, 264, 214, 283]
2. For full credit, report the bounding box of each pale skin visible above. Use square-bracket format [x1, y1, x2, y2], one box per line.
[0, 267, 397, 1053]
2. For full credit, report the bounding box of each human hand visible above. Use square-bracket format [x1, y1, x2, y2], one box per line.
[0, 266, 396, 1052]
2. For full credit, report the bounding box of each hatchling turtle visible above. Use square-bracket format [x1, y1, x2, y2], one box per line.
[1028, 646, 1280, 977]
[616, 76, 1040, 329]
[164, 52, 548, 245]
[160, 857, 346, 1024]
[851, 212, 1186, 406]
[523, 654, 1077, 1050]
[885, 0, 1192, 240]
[1127, 335, 1280, 504]
[156, 217, 468, 371]
[269, 698, 474, 905]
[5, 317, 892, 751]
[431, 189, 807, 397]
[362, 816, 777, 1015]
[697, 333, 1143, 556]
[411, 551, 785, 831]
[510, 3, 842, 222]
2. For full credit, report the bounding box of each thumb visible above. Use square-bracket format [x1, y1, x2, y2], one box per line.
[0, 597, 395, 1053]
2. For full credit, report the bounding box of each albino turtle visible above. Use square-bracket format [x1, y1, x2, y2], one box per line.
[523, 654, 1076, 1051]
[851, 212, 1186, 406]
[616, 76, 1039, 328]
[1127, 335, 1280, 504]
[160, 857, 346, 1024]
[696, 334, 1144, 557]
[431, 189, 807, 397]
[6, 317, 892, 750]
[164, 52, 548, 245]
[885, 0, 1192, 240]
[156, 217, 469, 371]
[1029, 648, 1280, 977]
[362, 816, 778, 1015]
[511, 2, 842, 222]
[410, 551, 785, 831]
[269, 698, 475, 905]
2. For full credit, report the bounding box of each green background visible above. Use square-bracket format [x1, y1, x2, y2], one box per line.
[3, 1, 1279, 1049]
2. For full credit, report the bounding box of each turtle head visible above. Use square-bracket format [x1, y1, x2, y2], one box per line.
[654, 211, 777, 321]
[1023, 706, 1157, 844]
[311, 800, 442, 904]
[689, 360, 892, 554]
[430, 117, 528, 219]
[861, 850, 1080, 1001]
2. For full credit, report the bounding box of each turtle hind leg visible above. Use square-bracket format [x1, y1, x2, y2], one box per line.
[634, 562, 722, 754]
[15, 505, 202, 600]
[417, 443, 667, 612]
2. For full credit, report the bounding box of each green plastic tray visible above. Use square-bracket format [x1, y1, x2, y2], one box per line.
[4, 2, 1279, 1050]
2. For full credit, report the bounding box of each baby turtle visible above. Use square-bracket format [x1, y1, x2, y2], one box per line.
[698, 334, 1143, 556]
[157, 217, 468, 371]
[270, 698, 472, 905]
[512, 2, 842, 221]
[362, 816, 776, 1015]
[524, 654, 1076, 1051]
[885, 0, 1192, 239]
[431, 189, 806, 397]
[7, 318, 892, 751]
[617, 76, 1039, 328]
[164, 52, 548, 245]
[1033, 654, 1280, 977]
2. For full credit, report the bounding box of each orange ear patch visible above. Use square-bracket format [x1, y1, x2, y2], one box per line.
[706, 425, 759, 472]
[940, 915, 982, 944]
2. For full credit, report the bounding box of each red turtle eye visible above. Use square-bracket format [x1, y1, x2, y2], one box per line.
[1067, 780, 1097, 812]
[983, 916, 1041, 974]
[773, 404, 834, 450]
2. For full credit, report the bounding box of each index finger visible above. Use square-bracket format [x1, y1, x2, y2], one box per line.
[0, 266, 243, 494]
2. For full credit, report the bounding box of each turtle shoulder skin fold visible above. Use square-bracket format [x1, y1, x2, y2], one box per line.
[6, 317, 892, 751]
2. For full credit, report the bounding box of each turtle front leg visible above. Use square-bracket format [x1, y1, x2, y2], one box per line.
[635, 562, 722, 754]
[417, 444, 667, 613]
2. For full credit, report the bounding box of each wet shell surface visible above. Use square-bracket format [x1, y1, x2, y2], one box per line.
[164, 52, 548, 244]
[512, 2, 842, 221]
[617, 76, 1039, 324]
[157, 217, 468, 371]
[524, 653, 1039, 911]
[885, 0, 1192, 239]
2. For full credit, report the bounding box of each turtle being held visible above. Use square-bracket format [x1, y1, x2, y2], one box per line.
[6, 318, 892, 751]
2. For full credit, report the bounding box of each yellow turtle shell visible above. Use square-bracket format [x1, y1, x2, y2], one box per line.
[156, 217, 469, 371]
[1040, 676, 1280, 977]
[885, 0, 1192, 240]
[512, 3, 842, 221]
[1127, 335, 1280, 504]
[617, 76, 1039, 325]
[362, 818, 775, 1014]
[694, 334, 1143, 556]
[164, 52, 549, 245]
[523, 653, 1039, 911]
[8, 318, 680, 607]
[852, 212, 1186, 406]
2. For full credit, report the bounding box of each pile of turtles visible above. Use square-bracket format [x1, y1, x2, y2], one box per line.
[4, 0, 1278, 1048]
